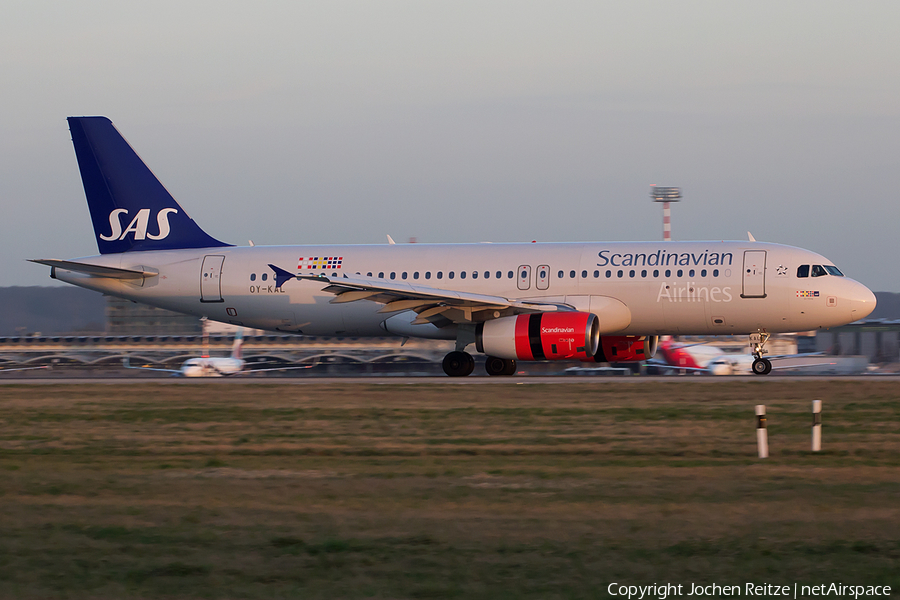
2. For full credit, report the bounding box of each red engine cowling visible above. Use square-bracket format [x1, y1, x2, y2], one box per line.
[582, 335, 659, 363]
[476, 312, 600, 361]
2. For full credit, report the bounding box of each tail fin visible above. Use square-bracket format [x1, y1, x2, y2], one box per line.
[231, 329, 244, 360]
[67, 116, 231, 254]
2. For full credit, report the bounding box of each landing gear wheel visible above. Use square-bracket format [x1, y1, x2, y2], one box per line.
[502, 358, 517, 376]
[752, 358, 772, 375]
[485, 356, 516, 377]
[443, 351, 475, 377]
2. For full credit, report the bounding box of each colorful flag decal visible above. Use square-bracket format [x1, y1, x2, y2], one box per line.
[299, 257, 343, 270]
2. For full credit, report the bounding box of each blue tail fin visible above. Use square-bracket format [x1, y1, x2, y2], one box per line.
[68, 116, 231, 254]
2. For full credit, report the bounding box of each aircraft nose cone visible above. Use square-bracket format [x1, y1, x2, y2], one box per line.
[849, 282, 876, 321]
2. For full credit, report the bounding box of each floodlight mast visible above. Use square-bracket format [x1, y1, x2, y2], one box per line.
[650, 186, 681, 241]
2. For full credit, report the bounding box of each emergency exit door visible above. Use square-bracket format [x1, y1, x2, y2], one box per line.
[517, 265, 531, 290]
[741, 250, 766, 298]
[200, 255, 225, 302]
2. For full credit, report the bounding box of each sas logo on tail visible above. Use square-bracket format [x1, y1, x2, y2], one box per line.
[100, 208, 178, 241]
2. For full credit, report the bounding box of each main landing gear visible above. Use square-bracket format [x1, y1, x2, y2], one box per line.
[750, 332, 772, 376]
[442, 351, 475, 377]
[441, 352, 516, 377]
[484, 356, 516, 377]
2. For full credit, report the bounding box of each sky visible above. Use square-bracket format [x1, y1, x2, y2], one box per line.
[2, 1, 899, 291]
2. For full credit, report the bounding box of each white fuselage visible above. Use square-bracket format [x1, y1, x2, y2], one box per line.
[52, 240, 875, 339]
[180, 356, 244, 377]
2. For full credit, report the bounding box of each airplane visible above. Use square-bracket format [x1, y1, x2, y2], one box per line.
[123, 329, 314, 377]
[650, 337, 768, 375]
[650, 336, 834, 375]
[30, 117, 877, 377]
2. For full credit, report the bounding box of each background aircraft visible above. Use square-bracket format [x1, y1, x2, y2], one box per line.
[124, 329, 314, 377]
[649, 336, 832, 375]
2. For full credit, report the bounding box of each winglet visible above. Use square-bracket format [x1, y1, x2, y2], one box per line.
[387, 235, 396, 245]
[268, 264, 297, 289]
[748, 232, 756, 242]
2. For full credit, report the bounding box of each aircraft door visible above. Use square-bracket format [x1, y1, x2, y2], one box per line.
[200, 255, 225, 303]
[741, 250, 766, 298]
[536, 265, 550, 290]
[517, 265, 531, 290]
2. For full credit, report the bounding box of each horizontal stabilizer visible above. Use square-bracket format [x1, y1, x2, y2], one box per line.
[28, 259, 158, 280]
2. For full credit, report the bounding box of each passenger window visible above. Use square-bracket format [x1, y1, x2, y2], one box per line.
[701, 269, 707, 277]
[250, 273, 256, 281]
[569, 270, 576, 278]
[449, 272, 455, 279]
[437, 271, 443, 279]
[617, 270, 623, 278]
[558, 270, 564, 278]
[797, 265, 809, 278]
[606, 270, 612, 278]
[593, 270, 599, 278]
[665, 269, 671, 277]
[379, 272, 384, 278]
[402, 272, 407, 280]
[262, 273, 268, 281]
[689, 269, 695, 277]
[641, 269, 647, 277]
[713, 269, 719, 277]
[581, 270, 587, 278]
[460, 271, 467, 279]
[507, 271, 514, 279]
[390, 272, 396, 280]
[653, 269, 659, 277]
[496, 271, 502, 279]
[367, 272, 372, 277]
[676, 270, 683, 277]
[472, 271, 478, 279]
[812, 265, 827, 277]
[413, 272, 419, 280]
[425, 272, 431, 280]
[629, 270, 635, 278]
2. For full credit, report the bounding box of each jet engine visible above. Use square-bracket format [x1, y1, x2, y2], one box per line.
[583, 335, 659, 363]
[476, 312, 599, 361]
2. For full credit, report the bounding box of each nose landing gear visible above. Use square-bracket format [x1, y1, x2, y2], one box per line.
[750, 332, 772, 375]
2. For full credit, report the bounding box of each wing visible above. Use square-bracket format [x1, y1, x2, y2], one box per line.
[122, 358, 182, 374]
[125, 365, 183, 374]
[0, 365, 49, 373]
[269, 265, 571, 325]
[238, 364, 317, 374]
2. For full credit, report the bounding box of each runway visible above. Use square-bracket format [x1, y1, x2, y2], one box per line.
[1, 374, 897, 385]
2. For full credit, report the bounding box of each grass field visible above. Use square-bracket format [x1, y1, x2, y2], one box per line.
[0, 380, 898, 599]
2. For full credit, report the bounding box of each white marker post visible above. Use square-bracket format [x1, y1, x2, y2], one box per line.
[812, 400, 822, 452]
[756, 405, 768, 459]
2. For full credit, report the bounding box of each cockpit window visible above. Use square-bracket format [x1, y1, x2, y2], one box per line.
[811, 265, 827, 277]
[797, 265, 809, 278]
[824, 265, 844, 276]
